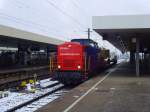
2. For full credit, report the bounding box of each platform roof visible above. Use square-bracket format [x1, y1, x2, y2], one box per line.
[0, 24, 64, 46]
[92, 15, 150, 52]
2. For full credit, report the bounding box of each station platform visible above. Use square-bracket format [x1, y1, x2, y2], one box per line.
[37, 61, 150, 112]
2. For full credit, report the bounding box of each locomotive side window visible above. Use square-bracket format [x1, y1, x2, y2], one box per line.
[89, 41, 99, 48]
[95, 43, 99, 48]
[89, 42, 95, 47]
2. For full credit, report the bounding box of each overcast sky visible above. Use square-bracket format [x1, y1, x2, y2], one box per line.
[0, 0, 149, 54]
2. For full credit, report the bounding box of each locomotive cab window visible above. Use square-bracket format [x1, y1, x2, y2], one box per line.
[89, 42, 95, 47]
[71, 39, 98, 48]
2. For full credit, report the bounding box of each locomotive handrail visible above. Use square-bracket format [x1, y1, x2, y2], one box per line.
[50, 57, 52, 72]
[84, 55, 91, 73]
[88, 56, 91, 70]
[49, 54, 57, 73]
[84, 54, 87, 73]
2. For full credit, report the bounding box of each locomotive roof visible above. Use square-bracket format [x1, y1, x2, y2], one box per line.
[71, 39, 97, 44]
[71, 39, 99, 48]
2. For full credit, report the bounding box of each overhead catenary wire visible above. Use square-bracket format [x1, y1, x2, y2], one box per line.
[0, 12, 67, 38]
[71, 0, 90, 29]
[1, 1, 90, 40]
[71, 0, 89, 18]
[7, 0, 84, 40]
[9, 0, 66, 28]
[12, 0, 88, 27]
[2, 0, 75, 40]
[45, 0, 87, 29]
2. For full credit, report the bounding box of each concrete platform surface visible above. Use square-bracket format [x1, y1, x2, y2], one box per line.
[37, 62, 150, 112]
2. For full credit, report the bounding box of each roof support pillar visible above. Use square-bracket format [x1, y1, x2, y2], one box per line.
[136, 38, 140, 77]
[130, 51, 135, 64]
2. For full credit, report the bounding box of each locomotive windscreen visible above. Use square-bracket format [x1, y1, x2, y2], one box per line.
[71, 39, 98, 48]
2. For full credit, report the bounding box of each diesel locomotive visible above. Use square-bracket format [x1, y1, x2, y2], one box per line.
[54, 39, 112, 85]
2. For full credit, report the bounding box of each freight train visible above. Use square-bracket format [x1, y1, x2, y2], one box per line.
[53, 39, 116, 85]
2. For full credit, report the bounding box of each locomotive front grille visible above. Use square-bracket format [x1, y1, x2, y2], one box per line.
[63, 59, 76, 68]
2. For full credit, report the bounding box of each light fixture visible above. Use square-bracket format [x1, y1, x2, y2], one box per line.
[58, 65, 61, 69]
[77, 65, 81, 69]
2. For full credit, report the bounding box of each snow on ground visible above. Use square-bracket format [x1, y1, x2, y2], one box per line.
[117, 58, 129, 64]
[39, 78, 58, 88]
[117, 59, 125, 64]
[0, 78, 63, 112]
[16, 90, 68, 112]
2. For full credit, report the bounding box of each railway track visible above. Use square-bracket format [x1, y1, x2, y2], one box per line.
[0, 79, 67, 112]
[0, 65, 50, 90]
[16, 90, 66, 112]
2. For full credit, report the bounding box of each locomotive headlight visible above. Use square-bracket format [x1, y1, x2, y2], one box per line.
[58, 65, 61, 69]
[77, 65, 81, 69]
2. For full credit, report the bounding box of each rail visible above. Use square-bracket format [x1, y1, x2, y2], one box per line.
[6, 83, 65, 112]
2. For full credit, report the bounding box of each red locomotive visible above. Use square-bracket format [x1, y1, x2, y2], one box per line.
[54, 39, 111, 85]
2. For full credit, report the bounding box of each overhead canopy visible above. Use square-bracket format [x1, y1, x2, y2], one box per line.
[0, 24, 64, 51]
[0, 24, 64, 46]
[92, 15, 150, 52]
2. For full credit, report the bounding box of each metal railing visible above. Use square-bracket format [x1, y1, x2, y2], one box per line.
[49, 54, 57, 73]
